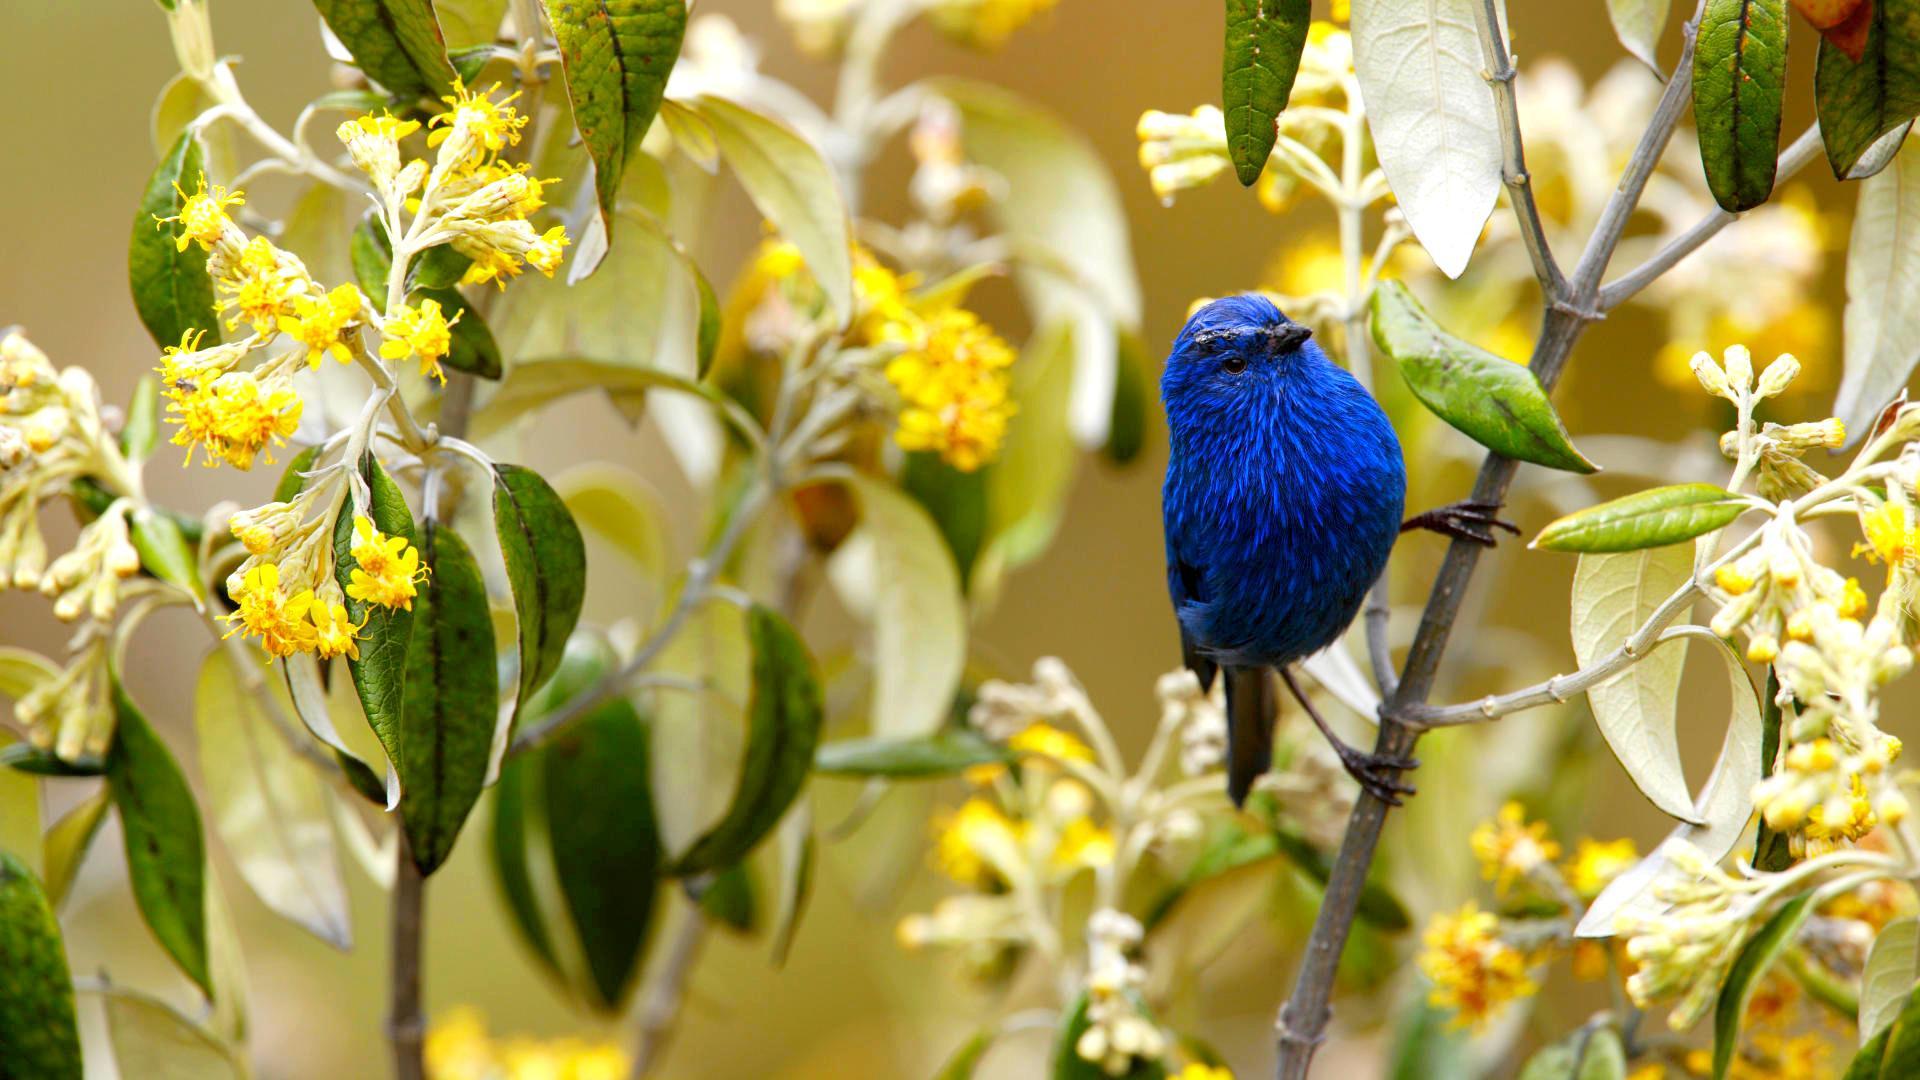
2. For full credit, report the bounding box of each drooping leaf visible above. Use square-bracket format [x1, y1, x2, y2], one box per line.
[837, 476, 966, 739]
[1694, 0, 1790, 211]
[541, 694, 661, 1010]
[131, 505, 202, 601]
[489, 731, 561, 974]
[124, 376, 161, 462]
[398, 522, 498, 874]
[1861, 917, 1920, 1045]
[333, 454, 417, 785]
[1517, 1026, 1630, 1080]
[814, 729, 1010, 778]
[1534, 484, 1749, 552]
[1222, 0, 1311, 186]
[312, 0, 459, 98]
[492, 463, 587, 750]
[673, 606, 824, 874]
[1815, 0, 1920, 178]
[196, 649, 351, 947]
[130, 128, 220, 351]
[0, 853, 82, 1077]
[1713, 894, 1817, 1078]
[101, 985, 244, 1080]
[1836, 137, 1920, 440]
[699, 862, 759, 932]
[935, 1029, 997, 1080]
[109, 678, 210, 994]
[1371, 282, 1596, 473]
[1609, 0, 1673, 72]
[542, 0, 687, 237]
[1571, 546, 1703, 824]
[933, 79, 1143, 446]
[41, 786, 110, 909]
[693, 95, 853, 324]
[1053, 992, 1167, 1080]
[1350, 0, 1501, 277]
[902, 451, 988, 590]
[0, 734, 40, 876]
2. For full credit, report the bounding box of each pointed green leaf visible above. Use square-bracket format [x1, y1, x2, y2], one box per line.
[273, 445, 323, 505]
[902, 451, 988, 590]
[493, 464, 587, 727]
[131, 506, 202, 600]
[312, 0, 459, 98]
[936, 1030, 996, 1080]
[1861, 917, 1920, 1045]
[1816, 0, 1920, 179]
[542, 0, 687, 240]
[130, 129, 219, 351]
[814, 729, 1010, 778]
[699, 862, 759, 932]
[673, 606, 824, 874]
[196, 649, 351, 946]
[108, 678, 210, 995]
[124, 376, 161, 462]
[1608, 0, 1673, 73]
[1371, 281, 1596, 473]
[0, 853, 81, 1077]
[1535, 483, 1749, 552]
[1223, 0, 1310, 186]
[1879, 981, 1920, 1077]
[1846, 1024, 1893, 1079]
[1713, 894, 1816, 1078]
[334, 453, 417, 783]
[101, 986, 243, 1079]
[41, 786, 110, 910]
[351, 215, 394, 300]
[399, 523, 498, 874]
[1693, 0, 1789, 211]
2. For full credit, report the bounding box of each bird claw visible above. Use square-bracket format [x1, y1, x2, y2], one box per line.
[1329, 741, 1418, 805]
[1401, 499, 1521, 548]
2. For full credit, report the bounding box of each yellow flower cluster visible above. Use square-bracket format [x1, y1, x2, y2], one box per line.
[380, 298, 461, 383]
[416, 83, 568, 289]
[425, 1007, 627, 1080]
[926, 0, 1058, 49]
[1417, 902, 1539, 1028]
[220, 512, 418, 661]
[1469, 801, 1561, 896]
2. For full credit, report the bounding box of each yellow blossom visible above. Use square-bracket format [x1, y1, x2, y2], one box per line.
[932, 798, 1023, 887]
[1418, 902, 1538, 1028]
[345, 515, 425, 611]
[525, 225, 570, 277]
[927, 0, 1058, 49]
[158, 175, 243, 252]
[309, 600, 364, 661]
[380, 298, 460, 382]
[1051, 816, 1116, 873]
[428, 81, 528, 165]
[1469, 802, 1561, 896]
[1564, 837, 1638, 900]
[222, 562, 318, 658]
[1860, 501, 1919, 571]
[1008, 722, 1094, 765]
[1175, 1067, 1234, 1080]
[277, 284, 362, 367]
[217, 236, 309, 336]
[167, 370, 302, 470]
[885, 308, 1017, 472]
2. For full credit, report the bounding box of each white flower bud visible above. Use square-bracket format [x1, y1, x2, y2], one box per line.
[1722, 344, 1754, 392]
[1689, 351, 1731, 399]
[1755, 353, 1801, 398]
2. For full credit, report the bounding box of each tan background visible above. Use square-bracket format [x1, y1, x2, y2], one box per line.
[0, 1, 1889, 1077]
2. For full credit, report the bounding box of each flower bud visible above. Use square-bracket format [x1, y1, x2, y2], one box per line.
[1755, 353, 1801, 398]
[1722, 344, 1754, 392]
[1689, 351, 1730, 399]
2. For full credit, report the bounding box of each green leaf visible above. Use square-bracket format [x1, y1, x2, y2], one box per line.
[1713, 894, 1817, 1078]
[1879, 982, 1920, 1077]
[108, 678, 210, 995]
[838, 475, 967, 739]
[351, 215, 394, 300]
[1693, 0, 1790, 211]
[411, 243, 475, 290]
[130, 129, 219, 351]
[352, 219, 501, 379]
[473, 358, 737, 438]
[196, 649, 351, 947]
[1222, 0, 1311, 186]
[692, 258, 721, 378]
[312, 0, 459, 98]
[1608, 0, 1673, 73]
[699, 862, 759, 932]
[0, 732, 40, 875]
[814, 729, 1010, 778]
[101, 985, 244, 1079]
[1835, 137, 1920, 442]
[1371, 281, 1596, 473]
[1816, 0, 1920, 179]
[542, 0, 687, 234]
[489, 732, 562, 973]
[1053, 991, 1166, 1080]
[1105, 328, 1151, 465]
[1517, 1026, 1629, 1080]
[902, 451, 988, 590]
[131, 506, 202, 600]
[935, 1029, 996, 1080]
[1861, 917, 1920, 1045]
[1535, 483, 1749, 552]
[542, 694, 661, 1010]
[693, 95, 854, 324]
[124, 375, 161, 461]
[493, 463, 588, 734]
[399, 523, 498, 874]
[1846, 1024, 1893, 1080]
[673, 606, 824, 874]
[0, 853, 82, 1077]
[40, 786, 109, 910]
[334, 453, 417, 785]
[274, 445, 323, 504]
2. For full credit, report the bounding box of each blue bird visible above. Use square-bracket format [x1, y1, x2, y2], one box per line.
[1161, 295, 1513, 806]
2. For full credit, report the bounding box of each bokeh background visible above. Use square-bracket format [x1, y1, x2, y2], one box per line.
[0, 1, 1893, 1076]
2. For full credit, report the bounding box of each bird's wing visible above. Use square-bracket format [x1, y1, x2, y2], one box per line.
[1166, 552, 1218, 692]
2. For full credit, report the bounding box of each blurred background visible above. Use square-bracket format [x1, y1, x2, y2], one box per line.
[0, 1, 1890, 1076]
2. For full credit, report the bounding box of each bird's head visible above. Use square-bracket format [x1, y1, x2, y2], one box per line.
[1160, 294, 1322, 421]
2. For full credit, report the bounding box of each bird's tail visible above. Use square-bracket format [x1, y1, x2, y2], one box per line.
[1223, 665, 1276, 807]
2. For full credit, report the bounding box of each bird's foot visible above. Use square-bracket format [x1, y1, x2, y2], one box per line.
[1401, 499, 1520, 547]
[1327, 739, 1419, 806]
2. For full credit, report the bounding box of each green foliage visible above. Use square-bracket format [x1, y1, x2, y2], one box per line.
[1222, 0, 1311, 185]
[129, 129, 218, 351]
[1693, 0, 1789, 211]
[1713, 894, 1816, 1078]
[109, 678, 210, 995]
[1516, 1026, 1628, 1080]
[493, 463, 588, 725]
[1534, 483, 1749, 552]
[0, 853, 82, 1077]
[1815, 0, 1920, 179]
[334, 454, 418, 782]
[311, 0, 458, 98]
[1370, 282, 1595, 473]
[814, 729, 1010, 778]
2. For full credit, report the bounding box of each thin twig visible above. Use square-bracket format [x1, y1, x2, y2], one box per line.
[388, 832, 426, 1080]
[628, 897, 709, 1079]
[1472, 0, 1564, 295]
[1272, 5, 1708, 1076]
[1598, 124, 1825, 310]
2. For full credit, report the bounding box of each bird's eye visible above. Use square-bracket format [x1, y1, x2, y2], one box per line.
[1222, 355, 1247, 375]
